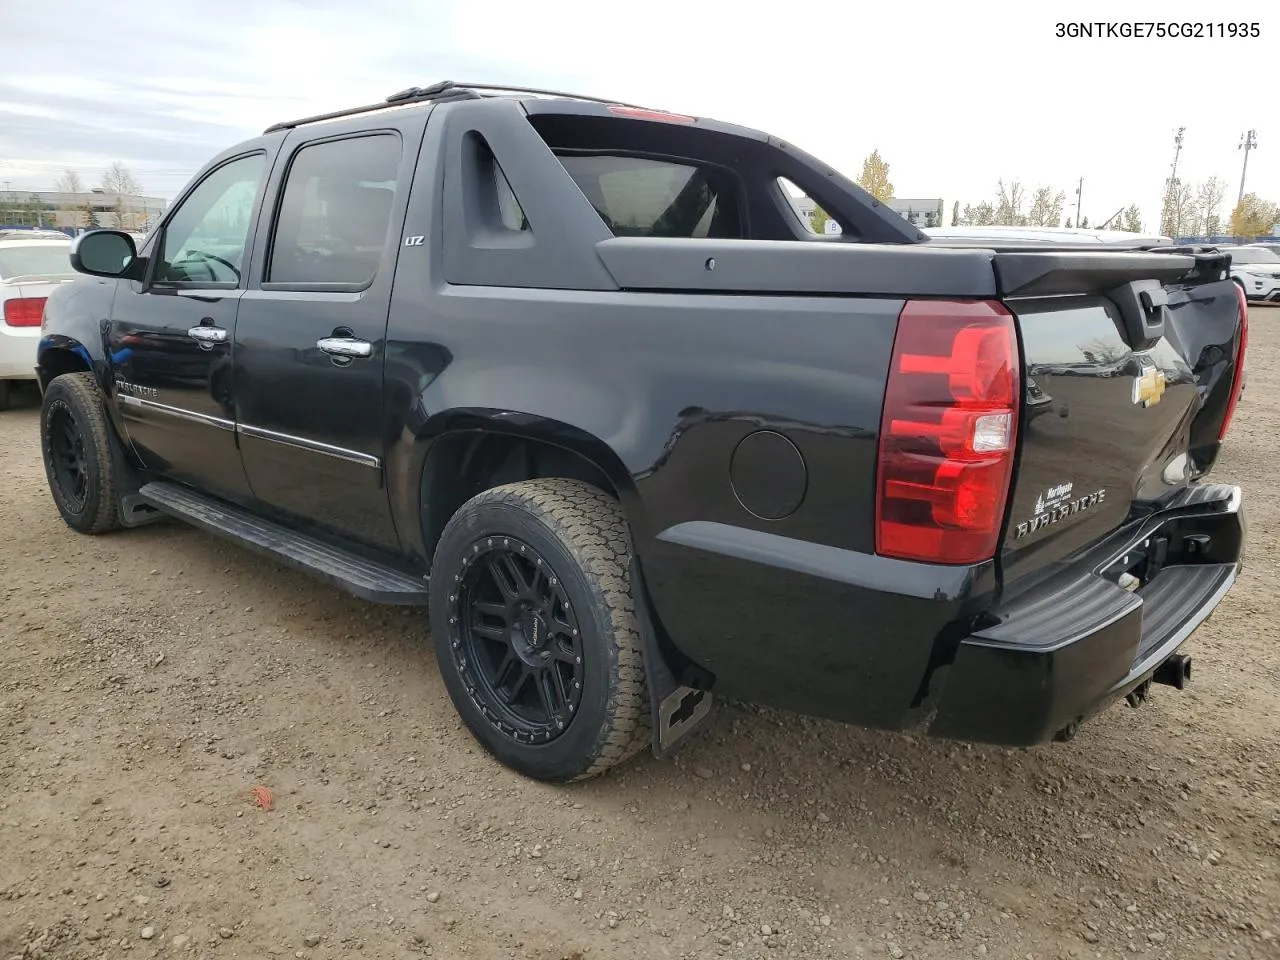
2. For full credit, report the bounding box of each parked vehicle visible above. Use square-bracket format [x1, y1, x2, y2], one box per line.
[0, 230, 75, 410]
[36, 82, 1248, 782]
[925, 225, 1175, 247]
[1224, 245, 1280, 302]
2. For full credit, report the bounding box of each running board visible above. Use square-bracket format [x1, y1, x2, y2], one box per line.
[138, 481, 430, 605]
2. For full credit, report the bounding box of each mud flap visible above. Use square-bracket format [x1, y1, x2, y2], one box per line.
[627, 555, 716, 758]
[103, 413, 164, 529]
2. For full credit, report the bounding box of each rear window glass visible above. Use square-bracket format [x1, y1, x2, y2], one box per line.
[556, 153, 740, 238]
[0, 243, 73, 279]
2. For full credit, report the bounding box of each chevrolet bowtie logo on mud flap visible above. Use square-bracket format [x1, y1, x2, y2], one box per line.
[1132, 365, 1167, 408]
[1014, 489, 1107, 540]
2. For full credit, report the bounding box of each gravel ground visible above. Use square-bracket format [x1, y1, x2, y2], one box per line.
[2, 310, 1278, 960]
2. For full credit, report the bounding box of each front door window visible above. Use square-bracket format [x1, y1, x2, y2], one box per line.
[156, 154, 266, 286]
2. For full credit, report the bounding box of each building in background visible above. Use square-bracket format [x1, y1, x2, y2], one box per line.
[0, 189, 167, 233]
[888, 198, 945, 229]
[782, 189, 946, 232]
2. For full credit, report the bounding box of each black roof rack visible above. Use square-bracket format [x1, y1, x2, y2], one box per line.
[263, 80, 650, 135]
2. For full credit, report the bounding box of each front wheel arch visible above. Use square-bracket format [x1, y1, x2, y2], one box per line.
[35, 340, 94, 392]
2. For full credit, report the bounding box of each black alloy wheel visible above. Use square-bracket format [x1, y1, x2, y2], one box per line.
[429, 479, 650, 782]
[449, 537, 586, 743]
[39, 373, 123, 534]
[46, 401, 90, 513]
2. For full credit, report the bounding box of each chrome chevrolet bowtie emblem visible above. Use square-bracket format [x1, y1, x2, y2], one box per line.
[1132, 366, 1166, 408]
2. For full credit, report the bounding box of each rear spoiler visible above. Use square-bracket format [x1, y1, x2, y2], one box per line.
[995, 246, 1233, 351]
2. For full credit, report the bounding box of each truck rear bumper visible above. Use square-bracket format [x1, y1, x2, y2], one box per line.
[928, 483, 1245, 745]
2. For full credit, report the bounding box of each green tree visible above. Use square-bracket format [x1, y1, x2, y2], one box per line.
[1121, 204, 1144, 233]
[994, 179, 1026, 226]
[1080, 216, 1089, 228]
[1229, 194, 1280, 239]
[27, 194, 56, 228]
[0, 192, 19, 225]
[967, 201, 996, 226]
[856, 150, 894, 202]
[951, 200, 960, 226]
[809, 205, 831, 234]
[1159, 179, 1195, 238]
[1063, 217, 1072, 228]
[84, 203, 100, 228]
[1026, 186, 1066, 227]
[1194, 177, 1227, 237]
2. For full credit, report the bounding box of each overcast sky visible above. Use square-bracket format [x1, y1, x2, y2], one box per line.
[1, 0, 1274, 232]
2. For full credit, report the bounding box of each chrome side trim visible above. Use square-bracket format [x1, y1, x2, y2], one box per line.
[117, 394, 235, 432]
[236, 423, 381, 469]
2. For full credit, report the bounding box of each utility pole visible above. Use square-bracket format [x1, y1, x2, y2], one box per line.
[1237, 129, 1257, 206]
[1075, 177, 1084, 227]
[1099, 207, 1124, 230]
[1160, 127, 1186, 238]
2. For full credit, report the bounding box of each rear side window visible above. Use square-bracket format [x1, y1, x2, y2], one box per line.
[556, 154, 741, 239]
[267, 134, 401, 286]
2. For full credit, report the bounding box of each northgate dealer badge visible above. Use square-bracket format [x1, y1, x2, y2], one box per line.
[1013, 481, 1107, 540]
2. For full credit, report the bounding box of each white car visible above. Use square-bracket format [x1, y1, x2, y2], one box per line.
[0, 230, 76, 410]
[924, 225, 1175, 247]
[1226, 245, 1280, 303]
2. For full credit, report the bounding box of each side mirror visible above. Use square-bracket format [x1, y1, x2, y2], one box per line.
[70, 230, 141, 279]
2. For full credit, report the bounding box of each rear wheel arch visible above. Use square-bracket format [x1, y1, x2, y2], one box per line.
[416, 422, 642, 570]
[413, 420, 707, 751]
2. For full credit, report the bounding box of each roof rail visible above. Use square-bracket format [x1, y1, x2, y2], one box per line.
[263, 80, 651, 134]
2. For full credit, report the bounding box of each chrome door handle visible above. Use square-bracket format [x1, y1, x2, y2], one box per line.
[317, 337, 372, 359]
[187, 325, 227, 344]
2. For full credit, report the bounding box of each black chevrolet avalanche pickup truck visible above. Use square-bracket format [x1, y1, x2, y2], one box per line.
[35, 82, 1248, 783]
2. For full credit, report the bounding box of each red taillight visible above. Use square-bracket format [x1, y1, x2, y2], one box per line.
[2, 297, 46, 327]
[876, 300, 1020, 565]
[607, 104, 696, 124]
[1219, 283, 1248, 441]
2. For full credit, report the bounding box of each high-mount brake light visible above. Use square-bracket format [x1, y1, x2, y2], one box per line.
[1219, 282, 1248, 441]
[2, 296, 46, 327]
[607, 105, 696, 124]
[876, 300, 1021, 565]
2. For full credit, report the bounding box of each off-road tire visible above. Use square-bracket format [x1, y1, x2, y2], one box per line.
[40, 373, 122, 534]
[429, 479, 650, 782]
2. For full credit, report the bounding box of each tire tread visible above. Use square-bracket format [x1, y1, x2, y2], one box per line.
[441, 479, 650, 780]
[43, 373, 121, 534]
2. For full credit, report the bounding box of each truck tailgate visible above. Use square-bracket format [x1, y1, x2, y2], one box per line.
[992, 249, 1245, 592]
